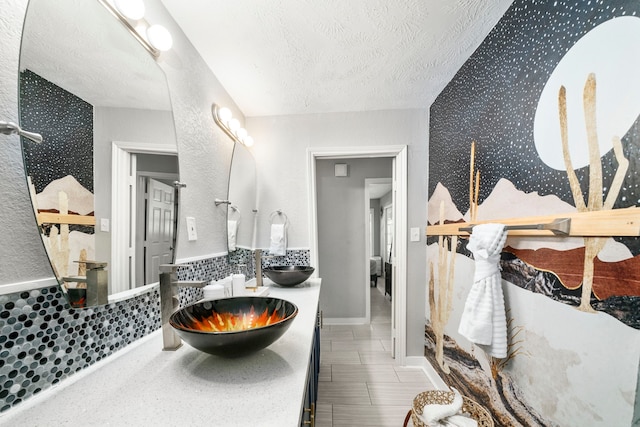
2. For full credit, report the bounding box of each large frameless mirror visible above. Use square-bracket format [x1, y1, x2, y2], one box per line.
[19, 0, 179, 307]
[227, 142, 257, 265]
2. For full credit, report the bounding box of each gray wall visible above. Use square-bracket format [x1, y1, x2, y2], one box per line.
[248, 110, 429, 356]
[0, 0, 238, 286]
[1, 0, 430, 358]
[317, 158, 392, 319]
[0, 0, 53, 286]
[93, 106, 177, 271]
[145, 1, 238, 262]
[136, 153, 179, 175]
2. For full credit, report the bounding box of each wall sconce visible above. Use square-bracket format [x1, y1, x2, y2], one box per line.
[212, 104, 255, 147]
[98, 0, 173, 58]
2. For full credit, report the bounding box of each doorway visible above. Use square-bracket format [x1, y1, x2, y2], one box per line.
[136, 176, 177, 286]
[365, 178, 392, 318]
[111, 142, 178, 294]
[308, 146, 407, 364]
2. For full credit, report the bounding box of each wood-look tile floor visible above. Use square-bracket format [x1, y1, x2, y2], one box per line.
[315, 280, 435, 427]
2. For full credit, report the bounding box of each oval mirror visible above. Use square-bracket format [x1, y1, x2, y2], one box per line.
[19, 0, 178, 307]
[227, 142, 257, 264]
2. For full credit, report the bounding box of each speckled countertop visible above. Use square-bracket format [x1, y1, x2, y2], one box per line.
[0, 279, 321, 427]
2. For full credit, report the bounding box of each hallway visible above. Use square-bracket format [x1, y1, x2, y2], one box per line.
[315, 280, 435, 426]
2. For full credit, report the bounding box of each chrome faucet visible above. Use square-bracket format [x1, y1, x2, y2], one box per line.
[254, 249, 275, 287]
[62, 260, 108, 306]
[159, 264, 209, 351]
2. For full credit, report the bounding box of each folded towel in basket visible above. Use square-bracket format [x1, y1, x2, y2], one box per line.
[419, 388, 477, 427]
[269, 223, 286, 256]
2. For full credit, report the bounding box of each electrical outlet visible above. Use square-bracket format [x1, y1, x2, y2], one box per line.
[186, 217, 198, 241]
[410, 227, 420, 242]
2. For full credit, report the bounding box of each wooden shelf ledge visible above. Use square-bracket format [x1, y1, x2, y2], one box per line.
[37, 212, 96, 226]
[426, 206, 640, 237]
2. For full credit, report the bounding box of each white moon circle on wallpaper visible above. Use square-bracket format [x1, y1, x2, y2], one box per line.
[534, 16, 640, 171]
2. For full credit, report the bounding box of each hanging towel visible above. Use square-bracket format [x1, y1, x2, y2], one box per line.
[458, 223, 508, 358]
[269, 223, 286, 256]
[227, 220, 238, 251]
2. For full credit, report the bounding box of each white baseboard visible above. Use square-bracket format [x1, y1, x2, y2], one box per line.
[175, 252, 228, 263]
[323, 317, 368, 325]
[405, 356, 448, 390]
[0, 276, 59, 295]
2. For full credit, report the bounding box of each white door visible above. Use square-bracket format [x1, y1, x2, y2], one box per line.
[390, 157, 397, 359]
[145, 178, 175, 285]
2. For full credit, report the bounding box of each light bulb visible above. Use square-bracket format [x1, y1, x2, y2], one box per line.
[146, 24, 173, 51]
[115, 0, 145, 20]
[236, 127, 248, 141]
[243, 136, 254, 147]
[217, 107, 232, 125]
[228, 118, 240, 132]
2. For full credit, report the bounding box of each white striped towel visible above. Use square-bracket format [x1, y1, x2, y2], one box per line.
[227, 220, 238, 251]
[269, 223, 287, 256]
[458, 223, 508, 358]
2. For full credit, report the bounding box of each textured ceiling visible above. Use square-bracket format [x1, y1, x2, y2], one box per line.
[161, 0, 513, 117]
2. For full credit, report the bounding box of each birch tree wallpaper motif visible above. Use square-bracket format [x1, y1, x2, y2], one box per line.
[427, 1, 640, 426]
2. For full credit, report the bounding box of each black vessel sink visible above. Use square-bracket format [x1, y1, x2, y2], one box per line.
[169, 296, 298, 357]
[263, 266, 315, 287]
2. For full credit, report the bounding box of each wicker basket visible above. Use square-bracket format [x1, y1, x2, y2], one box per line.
[410, 390, 494, 427]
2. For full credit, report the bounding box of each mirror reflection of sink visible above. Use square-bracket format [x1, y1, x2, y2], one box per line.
[263, 266, 315, 287]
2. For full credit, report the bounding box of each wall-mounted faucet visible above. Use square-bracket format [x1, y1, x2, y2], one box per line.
[254, 249, 276, 287]
[0, 120, 43, 143]
[159, 264, 208, 351]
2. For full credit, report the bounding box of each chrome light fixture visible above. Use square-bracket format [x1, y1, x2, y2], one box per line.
[212, 104, 255, 147]
[98, 0, 173, 58]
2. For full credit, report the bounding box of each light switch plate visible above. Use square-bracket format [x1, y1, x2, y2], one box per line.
[410, 227, 420, 242]
[186, 217, 198, 241]
[100, 218, 110, 232]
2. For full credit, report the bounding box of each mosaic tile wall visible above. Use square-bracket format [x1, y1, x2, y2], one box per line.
[0, 249, 310, 414]
[0, 284, 160, 413]
[185, 248, 311, 285]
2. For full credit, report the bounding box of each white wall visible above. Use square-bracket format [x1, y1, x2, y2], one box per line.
[316, 157, 392, 319]
[379, 190, 393, 262]
[247, 109, 429, 356]
[369, 198, 381, 257]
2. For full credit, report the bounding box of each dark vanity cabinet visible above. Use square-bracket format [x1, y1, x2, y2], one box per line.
[301, 309, 321, 426]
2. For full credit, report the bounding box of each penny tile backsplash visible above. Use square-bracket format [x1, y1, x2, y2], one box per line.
[0, 249, 310, 413]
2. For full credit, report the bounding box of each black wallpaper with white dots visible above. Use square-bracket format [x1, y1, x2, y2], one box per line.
[429, 0, 640, 254]
[19, 69, 93, 195]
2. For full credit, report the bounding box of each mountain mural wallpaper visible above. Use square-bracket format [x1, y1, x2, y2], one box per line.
[20, 70, 95, 279]
[426, 1, 640, 426]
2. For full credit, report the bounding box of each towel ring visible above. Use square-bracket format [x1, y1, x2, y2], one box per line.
[228, 204, 241, 223]
[269, 210, 289, 227]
